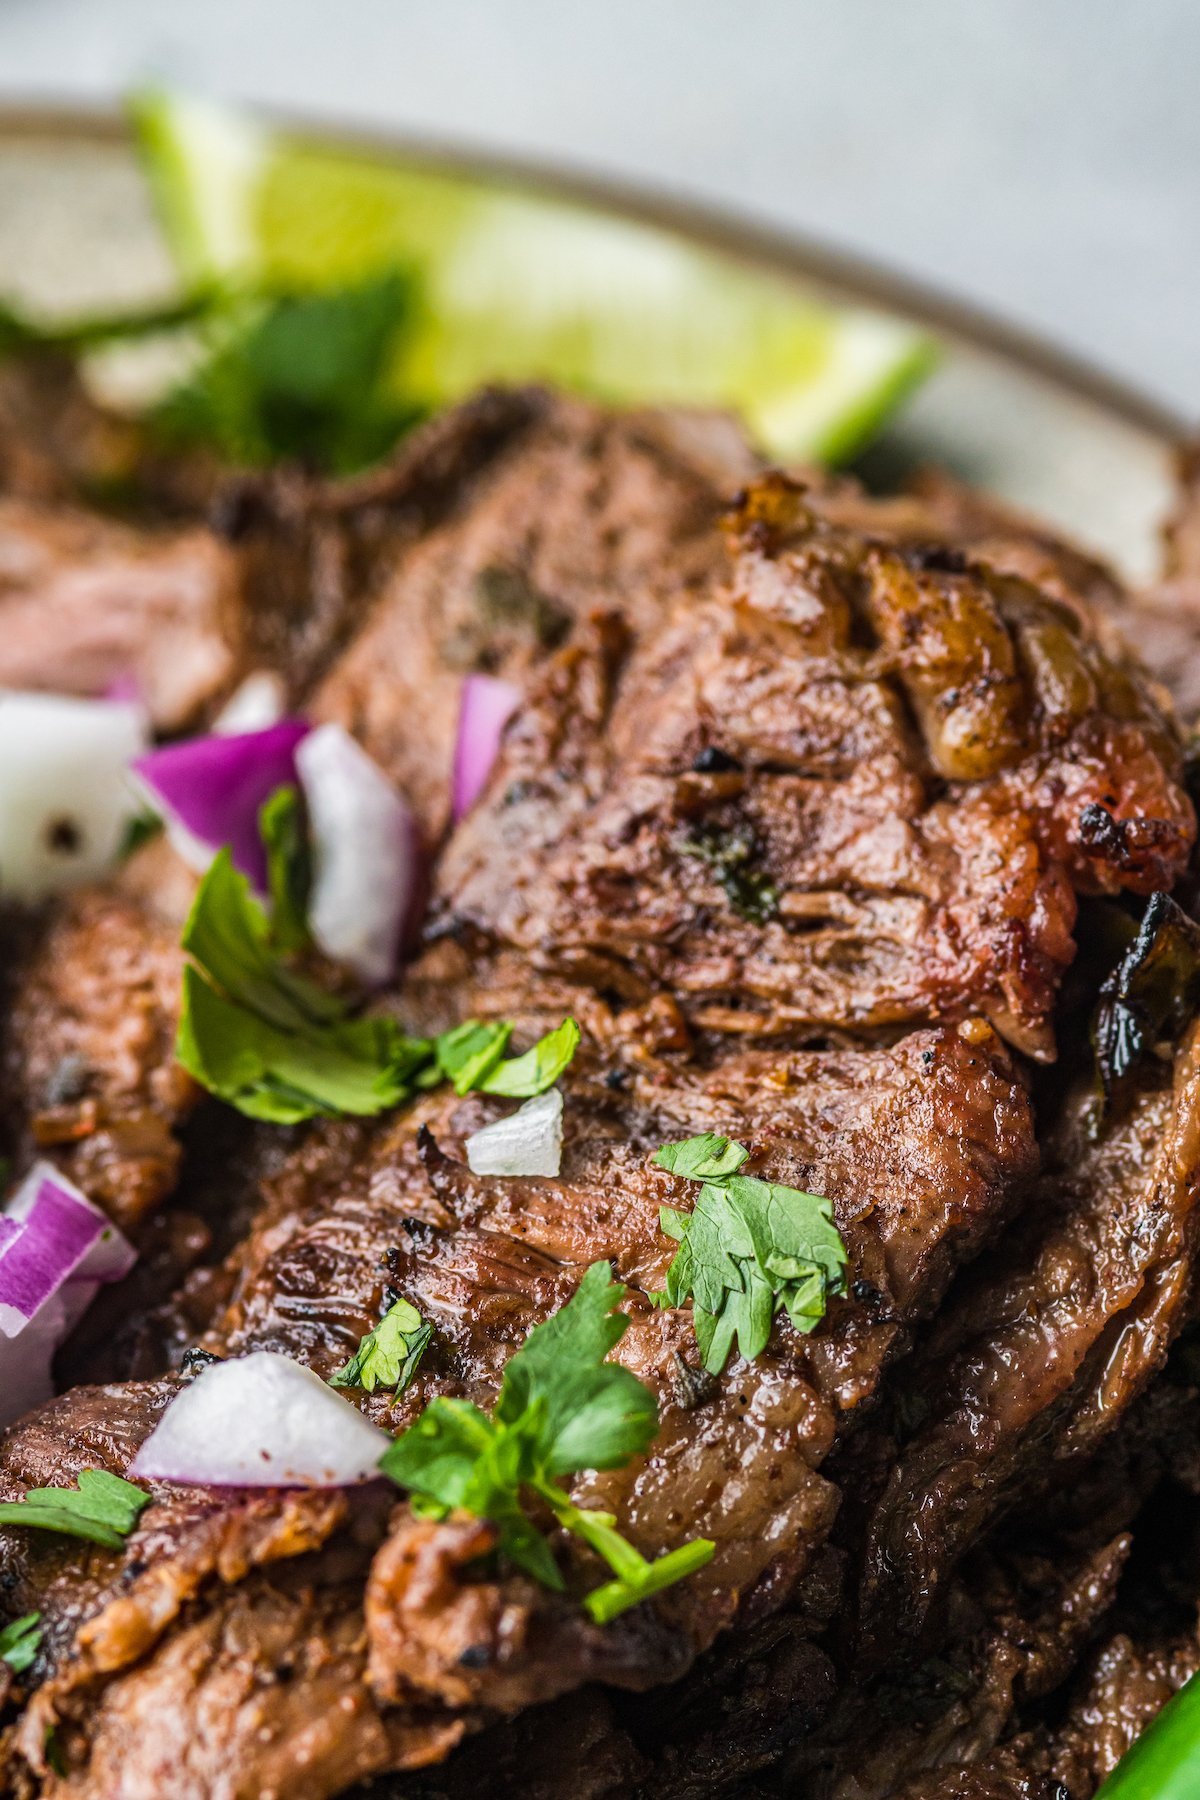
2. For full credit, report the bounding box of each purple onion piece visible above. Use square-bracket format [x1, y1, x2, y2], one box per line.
[132, 719, 310, 892]
[0, 1163, 136, 1426]
[452, 675, 522, 822]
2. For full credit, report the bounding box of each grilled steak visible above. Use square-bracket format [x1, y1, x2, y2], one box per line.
[850, 1020, 1200, 1672]
[436, 473, 1191, 1058]
[0, 391, 1198, 1799]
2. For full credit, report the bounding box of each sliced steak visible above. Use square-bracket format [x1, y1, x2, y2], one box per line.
[0, 496, 239, 734]
[306, 392, 757, 838]
[436, 474, 1192, 1059]
[850, 1022, 1200, 1674]
[0, 1014, 1036, 1793]
[0, 840, 197, 1231]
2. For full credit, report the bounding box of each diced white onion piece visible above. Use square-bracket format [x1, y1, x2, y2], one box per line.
[0, 692, 147, 899]
[465, 1087, 565, 1178]
[296, 723, 422, 987]
[213, 671, 288, 735]
[0, 1162, 136, 1427]
[129, 1350, 391, 1487]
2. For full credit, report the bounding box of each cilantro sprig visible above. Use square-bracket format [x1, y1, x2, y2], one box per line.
[176, 850, 428, 1123]
[0, 1470, 148, 1550]
[152, 271, 425, 475]
[176, 849, 579, 1124]
[0, 1612, 41, 1675]
[650, 1134, 848, 1374]
[330, 1296, 432, 1394]
[380, 1262, 714, 1622]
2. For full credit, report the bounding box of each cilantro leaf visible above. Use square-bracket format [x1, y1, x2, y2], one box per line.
[178, 857, 581, 1127]
[495, 1261, 657, 1476]
[480, 1017, 581, 1098]
[176, 849, 431, 1122]
[153, 272, 425, 474]
[0, 1470, 148, 1549]
[380, 1262, 713, 1619]
[652, 1133, 748, 1182]
[650, 1136, 848, 1373]
[0, 1612, 41, 1675]
[433, 1016, 580, 1100]
[329, 1296, 433, 1394]
[260, 784, 311, 954]
[434, 1020, 513, 1095]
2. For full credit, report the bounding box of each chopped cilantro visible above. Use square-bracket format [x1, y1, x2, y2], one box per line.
[177, 852, 581, 1124]
[433, 1019, 514, 1095]
[0, 1612, 41, 1674]
[380, 1261, 714, 1621]
[650, 1134, 848, 1373]
[329, 1296, 432, 1394]
[259, 784, 311, 954]
[176, 849, 431, 1123]
[0, 1470, 148, 1550]
[478, 1017, 581, 1098]
[152, 272, 425, 474]
[118, 807, 164, 862]
[44, 1725, 67, 1778]
[678, 824, 779, 924]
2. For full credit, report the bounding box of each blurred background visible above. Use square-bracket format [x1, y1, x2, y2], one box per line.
[0, 0, 1196, 416]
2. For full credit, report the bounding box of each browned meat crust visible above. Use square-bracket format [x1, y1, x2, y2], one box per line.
[0, 842, 197, 1232]
[850, 1022, 1200, 1673]
[306, 392, 757, 839]
[0, 398, 1198, 1799]
[436, 473, 1192, 1059]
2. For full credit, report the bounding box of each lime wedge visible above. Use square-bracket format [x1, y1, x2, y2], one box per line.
[130, 90, 934, 463]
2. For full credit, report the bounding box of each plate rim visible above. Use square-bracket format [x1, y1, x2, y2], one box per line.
[0, 98, 1188, 451]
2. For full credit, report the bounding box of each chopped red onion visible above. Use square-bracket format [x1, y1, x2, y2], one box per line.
[129, 1351, 391, 1487]
[131, 719, 309, 892]
[0, 1162, 136, 1426]
[0, 691, 148, 899]
[452, 674, 521, 822]
[465, 1087, 565, 1178]
[296, 723, 422, 986]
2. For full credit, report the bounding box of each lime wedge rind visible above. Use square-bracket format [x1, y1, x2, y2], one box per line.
[129, 89, 935, 464]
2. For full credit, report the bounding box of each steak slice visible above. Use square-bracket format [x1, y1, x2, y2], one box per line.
[849, 1021, 1200, 1675]
[0, 391, 758, 1243]
[435, 474, 1193, 1059]
[0, 840, 198, 1232]
[0, 1019, 1036, 1794]
[0, 496, 239, 734]
[305, 391, 757, 839]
